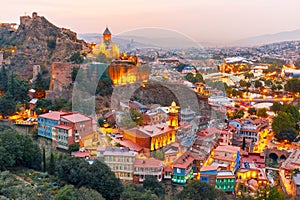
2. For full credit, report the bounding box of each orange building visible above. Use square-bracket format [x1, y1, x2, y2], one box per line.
[108, 54, 149, 85]
[123, 123, 176, 151]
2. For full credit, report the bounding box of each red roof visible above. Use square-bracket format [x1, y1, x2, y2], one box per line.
[54, 124, 72, 130]
[71, 151, 90, 158]
[173, 152, 195, 169]
[134, 157, 163, 168]
[200, 165, 219, 171]
[164, 165, 173, 172]
[213, 156, 235, 162]
[39, 111, 67, 121]
[61, 113, 91, 123]
[114, 138, 143, 152]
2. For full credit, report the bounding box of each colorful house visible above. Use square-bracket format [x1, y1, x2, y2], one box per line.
[215, 171, 235, 193]
[38, 111, 67, 139]
[133, 157, 163, 183]
[200, 165, 219, 187]
[172, 152, 194, 184]
[212, 145, 241, 172]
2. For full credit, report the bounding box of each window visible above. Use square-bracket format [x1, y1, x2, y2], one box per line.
[176, 168, 181, 174]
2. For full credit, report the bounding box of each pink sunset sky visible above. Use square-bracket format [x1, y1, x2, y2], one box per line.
[1, 0, 300, 43]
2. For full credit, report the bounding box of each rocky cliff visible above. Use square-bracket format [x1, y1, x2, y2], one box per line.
[0, 12, 89, 78]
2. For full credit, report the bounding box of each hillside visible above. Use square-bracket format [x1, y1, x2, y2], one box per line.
[233, 29, 300, 46]
[0, 12, 89, 78]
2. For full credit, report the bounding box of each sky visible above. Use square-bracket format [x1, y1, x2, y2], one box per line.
[1, 0, 300, 44]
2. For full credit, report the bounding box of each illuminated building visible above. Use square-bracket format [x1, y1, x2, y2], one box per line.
[123, 122, 176, 151]
[103, 27, 112, 48]
[91, 27, 120, 58]
[215, 171, 235, 193]
[168, 101, 180, 129]
[97, 146, 136, 183]
[211, 145, 240, 173]
[172, 151, 195, 184]
[108, 54, 149, 85]
[229, 118, 268, 144]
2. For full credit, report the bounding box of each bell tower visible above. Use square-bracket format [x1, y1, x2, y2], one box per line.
[103, 27, 112, 49]
[168, 101, 180, 129]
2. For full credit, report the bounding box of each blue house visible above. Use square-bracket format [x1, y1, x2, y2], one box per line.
[38, 111, 67, 139]
[172, 152, 194, 184]
[199, 165, 219, 186]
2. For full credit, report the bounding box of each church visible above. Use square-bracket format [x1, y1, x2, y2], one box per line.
[91, 27, 120, 58]
[122, 102, 180, 151]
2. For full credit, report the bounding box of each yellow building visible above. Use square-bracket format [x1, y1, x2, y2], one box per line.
[90, 27, 120, 58]
[168, 101, 180, 129]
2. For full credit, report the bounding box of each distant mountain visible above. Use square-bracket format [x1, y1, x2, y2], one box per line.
[233, 29, 300, 46]
[79, 28, 204, 50]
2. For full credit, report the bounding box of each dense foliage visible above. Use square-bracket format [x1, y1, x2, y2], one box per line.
[0, 126, 42, 170]
[55, 157, 123, 200]
[284, 78, 300, 93]
[272, 104, 300, 142]
[177, 181, 228, 200]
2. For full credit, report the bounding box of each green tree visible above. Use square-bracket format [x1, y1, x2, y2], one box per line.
[0, 93, 16, 117]
[75, 187, 105, 200]
[48, 151, 55, 175]
[42, 147, 46, 172]
[143, 175, 165, 198]
[69, 144, 80, 153]
[34, 72, 50, 98]
[254, 80, 263, 88]
[56, 158, 123, 200]
[54, 185, 76, 200]
[239, 79, 248, 87]
[244, 72, 254, 79]
[69, 51, 84, 64]
[248, 107, 256, 115]
[84, 160, 123, 200]
[0, 128, 41, 170]
[121, 184, 159, 200]
[185, 73, 203, 84]
[177, 181, 228, 200]
[270, 102, 282, 114]
[33, 98, 53, 114]
[272, 111, 296, 135]
[0, 65, 8, 92]
[275, 129, 297, 142]
[281, 104, 300, 122]
[257, 108, 268, 118]
[98, 117, 105, 127]
[285, 78, 300, 93]
[264, 79, 273, 87]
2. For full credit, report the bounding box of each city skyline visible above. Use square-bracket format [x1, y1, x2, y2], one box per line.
[1, 0, 300, 44]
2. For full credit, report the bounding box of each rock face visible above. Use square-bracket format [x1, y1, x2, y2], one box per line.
[1, 12, 89, 78]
